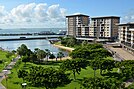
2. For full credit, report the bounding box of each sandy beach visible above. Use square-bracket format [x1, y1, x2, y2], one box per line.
[48, 44, 75, 61]
[53, 44, 74, 52]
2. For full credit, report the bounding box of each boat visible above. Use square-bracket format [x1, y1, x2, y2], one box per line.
[20, 37, 26, 39]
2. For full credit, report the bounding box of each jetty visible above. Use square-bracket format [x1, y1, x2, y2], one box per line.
[0, 36, 63, 41]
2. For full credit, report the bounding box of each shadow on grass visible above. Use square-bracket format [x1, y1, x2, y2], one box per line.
[22, 63, 33, 69]
[13, 81, 20, 84]
[33, 61, 63, 66]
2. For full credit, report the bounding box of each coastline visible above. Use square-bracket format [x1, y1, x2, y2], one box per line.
[53, 44, 74, 52]
[49, 44, 74, 61]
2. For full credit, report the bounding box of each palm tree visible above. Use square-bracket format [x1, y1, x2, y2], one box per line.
[57, 51, 64, 61]
[45, 49, 51, 61]
[36, 49, 46, 63]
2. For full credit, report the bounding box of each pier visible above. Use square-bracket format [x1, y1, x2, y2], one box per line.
[0, 36, 63, 41]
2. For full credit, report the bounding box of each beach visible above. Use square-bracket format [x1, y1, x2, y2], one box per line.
[48, 44, 75, 61]
[53, 44, 74, 52]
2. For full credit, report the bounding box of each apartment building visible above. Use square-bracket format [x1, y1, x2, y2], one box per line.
[66, 14, 90, 37]
[90, 16, 120, 41]
[118, 23, 134, 54]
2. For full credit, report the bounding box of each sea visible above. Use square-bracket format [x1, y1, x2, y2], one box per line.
[0, 28, 68, 56]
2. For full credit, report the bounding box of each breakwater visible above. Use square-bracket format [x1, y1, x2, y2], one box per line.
[0, 36, 61, 41]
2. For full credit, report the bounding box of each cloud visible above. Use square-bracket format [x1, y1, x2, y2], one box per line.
[0, 6, 7, 17]
[34, 3, 48, 22]
[0, 3, 67, 27]
[121, 9, 134, 23]
[46, 4, 66, 22]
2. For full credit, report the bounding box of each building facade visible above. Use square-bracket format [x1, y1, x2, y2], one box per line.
[66, 14, 90, 37]
[90, 16, 120, 41]
[118, 23, 134, 54]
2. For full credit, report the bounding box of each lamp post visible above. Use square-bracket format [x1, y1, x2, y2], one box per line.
[22, 83, 27, 89]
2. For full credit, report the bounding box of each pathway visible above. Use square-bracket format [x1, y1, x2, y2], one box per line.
[0, 55, 20, 89]
[108, 47, 134, 60]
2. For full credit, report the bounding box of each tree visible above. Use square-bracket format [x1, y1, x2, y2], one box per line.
[6, 52, 13, 58]
[89, 48, 112, 59]
[81, 40, 88, 47]
[18, 69, 28, 82]
[21, 55, 29, 64]
[57, 51, 64, 61]
[61, 36, 78, 47]
[90, 58, 116, 75]
[36, 49, 46, 63]
[45, 49, 51, 61]
[29, 53, 37, 63]
[70, 44, 111, 60]
[60, 58, 88, 80]
[12, 50, 16, 54]
[69, 47, 90, 59]
[81, 77, 103, 89]
[27, 66, 70, 89]
[58, 36, 63, 41]
[17, 44, 32, 56]
[17, 44, 28, 56]
[49, 53, 55, 59]
[81, 77, 122, 89]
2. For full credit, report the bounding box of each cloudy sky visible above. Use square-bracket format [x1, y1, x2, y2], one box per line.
[0, 0, 133, 28]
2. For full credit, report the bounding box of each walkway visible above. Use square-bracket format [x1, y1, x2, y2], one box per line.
[0, 72, 5, 89]
[106, 45, 134, 60]
[0, 56, 20, 89]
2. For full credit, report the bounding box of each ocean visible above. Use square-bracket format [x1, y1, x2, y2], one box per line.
[0, 28, 68, 56]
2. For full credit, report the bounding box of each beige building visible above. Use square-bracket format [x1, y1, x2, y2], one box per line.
[118, 23, 134, 54]
[66, 14, 90, 37]
[90, 16, 120, 41]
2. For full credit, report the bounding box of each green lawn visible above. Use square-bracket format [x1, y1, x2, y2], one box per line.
[0, 50, 16, 72]
[2, 60, 102, 89]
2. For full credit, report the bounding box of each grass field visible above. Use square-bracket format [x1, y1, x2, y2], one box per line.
[1, 60, 102, 89]
[0, 50, 16, 72]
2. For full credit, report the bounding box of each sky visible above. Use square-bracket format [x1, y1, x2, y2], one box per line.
[0, 0, 133, 28]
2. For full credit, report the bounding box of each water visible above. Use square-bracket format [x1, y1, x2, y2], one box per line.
[0, 28, 68, 56]
[0, 28, 65, 34]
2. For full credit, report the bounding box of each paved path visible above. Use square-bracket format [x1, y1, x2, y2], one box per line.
[0, 73, 6, 89]
[109, 47, 134, 60]
[0, 56, 20, 89]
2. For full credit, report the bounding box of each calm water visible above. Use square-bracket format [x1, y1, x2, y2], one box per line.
[0, 28, 68, 56]
[0, 28, 65, 34]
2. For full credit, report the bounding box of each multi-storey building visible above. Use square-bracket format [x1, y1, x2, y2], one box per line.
[118, 23, 134, 54]
[90, 16, 120, 41]
[66, 14, 90, 37]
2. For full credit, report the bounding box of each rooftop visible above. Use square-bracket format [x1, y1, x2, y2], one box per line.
[66, 14, 89, 17]
[118, 22, 134, 26]
[91, 16, 120, 19]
